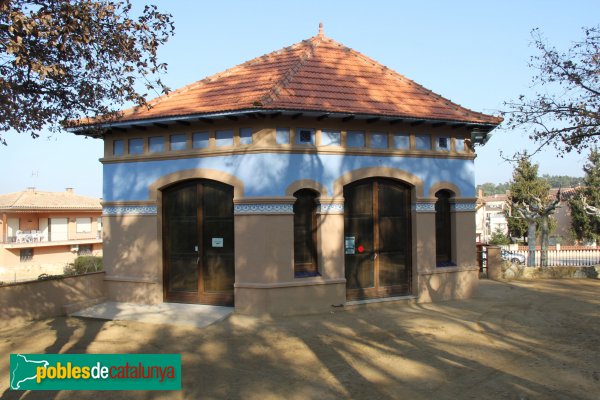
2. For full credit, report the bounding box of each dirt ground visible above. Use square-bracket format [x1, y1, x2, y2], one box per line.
[1, 279, 599, 400]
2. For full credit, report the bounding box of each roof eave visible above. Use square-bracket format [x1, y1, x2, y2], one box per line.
[69, 108, 501, 138]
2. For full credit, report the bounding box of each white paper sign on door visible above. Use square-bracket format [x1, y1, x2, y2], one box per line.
[212, 238, 224, 248]
[345, 236, 355, 254]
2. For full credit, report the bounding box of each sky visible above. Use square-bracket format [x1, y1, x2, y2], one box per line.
[1, 0, 598, 198]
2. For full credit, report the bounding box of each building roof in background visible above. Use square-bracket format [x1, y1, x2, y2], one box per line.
[0, 188, 101, 211]
[77, 28, 502, 128]
[550, 187, 579, 201]
[480, 187, 581, 204]
[483, 194, 508, 202]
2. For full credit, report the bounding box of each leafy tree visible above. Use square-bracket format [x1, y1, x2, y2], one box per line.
[478, 176, 583, 197]
[477, 182, 497, 196]
[505, 153, 551, 240]
[477, 182, 510, 196]
[489, 226, 510, 245]
[540, 174, 585, 188]
[503, 26, 600, 154]
[0, 0, 175, 144]
[569, 149, 600, 242]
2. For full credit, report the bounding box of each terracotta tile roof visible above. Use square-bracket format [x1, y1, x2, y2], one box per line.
[481, 187, 580, 204]
[483, 194, 509, 202]
[0, 189, 101, 211]
[86, 32, 502, 126]
[550, 187, 580, 201]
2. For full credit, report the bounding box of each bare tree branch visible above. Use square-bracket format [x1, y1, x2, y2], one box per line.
[502, 26, 600, 155]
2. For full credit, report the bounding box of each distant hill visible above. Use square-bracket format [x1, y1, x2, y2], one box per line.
[477, 175, 584, 196]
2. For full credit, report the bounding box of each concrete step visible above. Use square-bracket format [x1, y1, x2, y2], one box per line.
[69, 301, 234, 329]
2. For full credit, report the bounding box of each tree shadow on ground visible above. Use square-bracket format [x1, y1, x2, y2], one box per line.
[0, 317, 106, 400]
[1, 279, 599, 399]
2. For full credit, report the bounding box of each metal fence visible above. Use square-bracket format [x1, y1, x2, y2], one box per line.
[500, 246, 600, 268]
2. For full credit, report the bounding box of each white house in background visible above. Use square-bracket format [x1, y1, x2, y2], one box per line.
[476, 191, 509, 243]
[0, 188, 103, 282]
[476, 188, 578, 244]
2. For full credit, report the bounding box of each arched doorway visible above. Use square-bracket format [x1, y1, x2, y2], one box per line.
[344, 178, 412, 300]
[162, 180, 234, 306]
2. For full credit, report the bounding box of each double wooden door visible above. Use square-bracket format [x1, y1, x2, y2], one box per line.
[162, 180, 234, 306]
[344, 178, 412, 300]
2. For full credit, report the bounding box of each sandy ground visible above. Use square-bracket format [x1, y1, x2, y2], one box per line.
[1, 279, 599, 400]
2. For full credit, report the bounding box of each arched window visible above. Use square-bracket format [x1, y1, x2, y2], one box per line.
[435, 190, 453, 266]
[293, 189, 318, 277]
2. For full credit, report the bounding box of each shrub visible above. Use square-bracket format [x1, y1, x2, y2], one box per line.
[64, 256, 103, 275]
[489, 227, 511, 245]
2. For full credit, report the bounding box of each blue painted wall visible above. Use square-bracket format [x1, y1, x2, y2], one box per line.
[103, 153, 475, 201]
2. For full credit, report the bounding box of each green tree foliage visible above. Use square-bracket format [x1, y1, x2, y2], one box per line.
[505, 154, 551, 239]
[503, 26, 600, 154]
[569, 149, 600, 242]
[477, 182, 510, 196]
[539, 174, 585, 188]
[489, 226, 510, 245]
[478, 175, 582, 197]
[0, 0, 175, 144]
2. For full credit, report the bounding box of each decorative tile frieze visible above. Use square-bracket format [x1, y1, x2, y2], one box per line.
[451, 202, 477, 212]
[413, 202, 436, 213]
[103, 206, 158, 216]
[318, 203, 344, 214]
[234, 203, 294, 215]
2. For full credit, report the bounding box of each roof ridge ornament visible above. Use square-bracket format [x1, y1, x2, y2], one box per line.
[318, 22, 324, 37]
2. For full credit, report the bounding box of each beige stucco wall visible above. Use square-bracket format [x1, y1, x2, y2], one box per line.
[1, 246, 74, 282]
[316, 211, 345, 281]
[234, 214, 295, 284]
[0, 272, 105, 323]
[0, 243, 103, 282]
[235, 283, 346, 315]
[453, 211, 477, 268]
[414, 209, 436, 275]
[415, 207, 479, 303]
[417, 268, 479, 303]
[233, 207, 346, 315]
[102, 214, 162, 304]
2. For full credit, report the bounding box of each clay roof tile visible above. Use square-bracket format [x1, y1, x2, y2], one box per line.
[84, 32, 502, 126]
[0, 189, 101, 210]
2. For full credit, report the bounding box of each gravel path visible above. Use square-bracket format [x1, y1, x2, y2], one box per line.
[1, 279, 599, 399]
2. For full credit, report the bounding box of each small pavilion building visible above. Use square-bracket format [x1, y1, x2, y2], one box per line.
[73, 26, 501, 315]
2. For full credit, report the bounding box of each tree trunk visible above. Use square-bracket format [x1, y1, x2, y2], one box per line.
[540, 216, 549, 267]
[527, 221, 537, 267]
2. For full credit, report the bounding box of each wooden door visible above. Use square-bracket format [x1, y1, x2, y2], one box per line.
[344, 178, 411, 300]
[163, 180, 234, 306]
